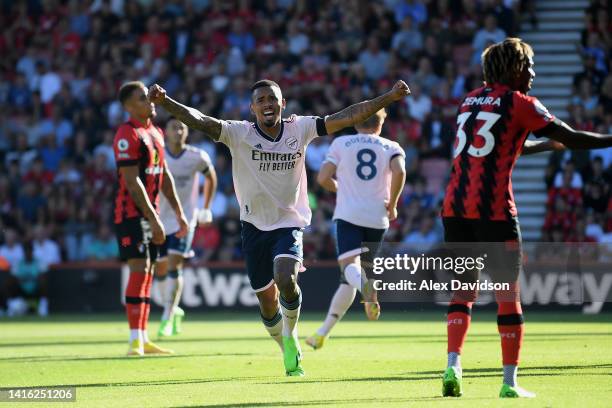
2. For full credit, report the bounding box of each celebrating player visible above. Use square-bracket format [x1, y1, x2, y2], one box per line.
[306, 109, 406, 350]
[149, 79, 410, 376]
[441, 38, 612, 398]
[155, 118, 217, 338]
[113, 81, 189, 356]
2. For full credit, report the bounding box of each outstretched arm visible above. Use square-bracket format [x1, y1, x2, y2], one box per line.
[534, 118, 612, 150]
[522, 139, 565, 155]
[149, 84, 222, 141]
[324, 80, 411, 134]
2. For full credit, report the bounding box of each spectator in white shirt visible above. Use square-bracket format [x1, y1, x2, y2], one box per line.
[32, 224, 61, 272]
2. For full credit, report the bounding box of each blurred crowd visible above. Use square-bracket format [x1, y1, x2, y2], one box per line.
[542, 0, 612, 246]
[0, 0, 608, 292]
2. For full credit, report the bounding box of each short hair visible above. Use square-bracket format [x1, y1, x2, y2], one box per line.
[355, 109, 387, 131]
[251, 79, 281, 93]
[481, 38, 533, 86]
[118, 81, 145, 105]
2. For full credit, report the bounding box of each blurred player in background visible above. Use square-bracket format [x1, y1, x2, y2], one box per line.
[113, 81, 188, 356]
[306, 109, 406, 350]
[441, 38, 612, 398]
[149, 79, 410, 376]
[155, 118, 217, 338]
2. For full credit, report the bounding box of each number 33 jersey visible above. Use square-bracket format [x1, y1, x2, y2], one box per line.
[442, 83, 555, 221]
[325, 133, 405, 229]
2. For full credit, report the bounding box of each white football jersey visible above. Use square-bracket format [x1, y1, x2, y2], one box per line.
[159, 145, 212, 234]
[218, 115, 325, 231]
[325, 133, 405, 229]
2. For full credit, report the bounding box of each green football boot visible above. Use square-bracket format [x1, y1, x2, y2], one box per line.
[157, 319, 173, 338]
[442, 366, 463, 397]
[282, 336, 304, 376]
[499, 384, 536, 398]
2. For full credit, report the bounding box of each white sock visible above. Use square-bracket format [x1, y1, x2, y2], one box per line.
[129, 329, 141, 343]
[280, 289, 302, 338]
[317, 284, 356, 337]
[170, 273, 183, 312]
[261, 309, 283, 351]
[344, 263, 363, 292]
[503, 365, 518, 386]
[448, 352, 461, 373]
[162, 273, 178, 321]
[142, 330, 149, 343]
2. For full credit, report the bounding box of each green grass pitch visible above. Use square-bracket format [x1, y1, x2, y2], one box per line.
[0, 311, 610, 407]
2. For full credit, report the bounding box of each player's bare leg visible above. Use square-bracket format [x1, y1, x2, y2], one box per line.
[274, 257, 304, 376]
[256, 284, 283, 352]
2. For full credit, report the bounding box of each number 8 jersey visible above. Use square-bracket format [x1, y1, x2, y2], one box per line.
[442, 83, 555, 221]
[325, 133, 405, 229]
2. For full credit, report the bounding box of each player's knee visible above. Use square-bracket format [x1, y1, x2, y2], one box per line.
[256, 286, 279, 318]
[276, 273, 297, 297]
[273, 259, 299, 297]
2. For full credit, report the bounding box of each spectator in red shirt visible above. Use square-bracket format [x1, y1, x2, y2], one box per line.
[139, 15, 169, 58]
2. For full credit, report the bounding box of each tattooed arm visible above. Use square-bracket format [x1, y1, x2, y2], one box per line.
[324, 80, 411, 135]
[149, 84, 222, 141]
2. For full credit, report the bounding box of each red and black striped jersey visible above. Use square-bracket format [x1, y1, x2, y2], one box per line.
[442, 83, 555, 221]
[113, 118, 165, 224]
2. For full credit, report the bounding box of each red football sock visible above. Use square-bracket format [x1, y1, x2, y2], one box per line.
[496, 298, 524, 365]
[447, 299, 474, 354]
[125, 271, 146, 330]
[141, 273, 153, 332]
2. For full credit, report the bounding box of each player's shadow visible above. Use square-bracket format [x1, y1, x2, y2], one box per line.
[255, 363, 612, 386]
[410, 363, 612, 376]
[172, 396, 438, 408]
[1, 331, 608, 349]
[0, 336, 268, 348]
[16, 377, 260, 390]
[0, 352, 257, 363]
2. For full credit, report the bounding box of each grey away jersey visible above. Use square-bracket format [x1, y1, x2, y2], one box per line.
[218, 115, 327, 231]
[159, 145, 212, 234]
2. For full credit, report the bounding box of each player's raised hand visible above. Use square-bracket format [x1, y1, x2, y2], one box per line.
[150, 217, 166, 245]
[148, 84, 166, 104]
[390, 80, 411, 101]
[175, 213, 189, 238]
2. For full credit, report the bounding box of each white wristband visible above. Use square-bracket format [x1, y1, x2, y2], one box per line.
[197, 208, 213, 224]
